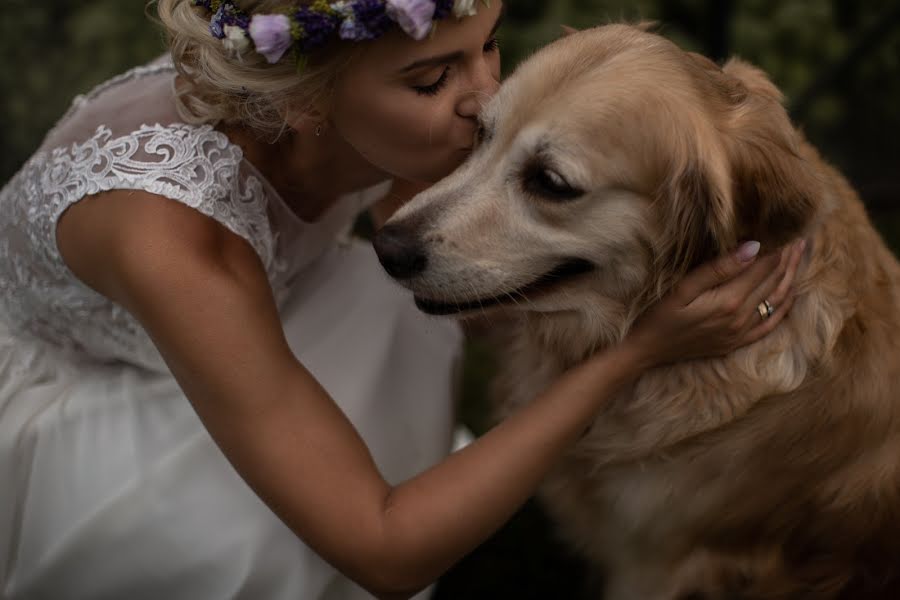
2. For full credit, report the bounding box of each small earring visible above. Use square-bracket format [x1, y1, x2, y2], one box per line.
[315, 124, 323, 137]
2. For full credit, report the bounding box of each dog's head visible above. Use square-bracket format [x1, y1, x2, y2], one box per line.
[375, 24, 822, 352]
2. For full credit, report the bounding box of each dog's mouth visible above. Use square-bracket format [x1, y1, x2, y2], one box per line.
[414, 258, 595, 316]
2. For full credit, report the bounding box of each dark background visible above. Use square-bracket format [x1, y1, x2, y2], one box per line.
[2, 1, 898, 597]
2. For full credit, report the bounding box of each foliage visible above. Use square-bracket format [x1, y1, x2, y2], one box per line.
[0, 1, 164, 180]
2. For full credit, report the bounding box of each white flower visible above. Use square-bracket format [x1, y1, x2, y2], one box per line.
[452, 0, 478, 18]
[385, 0, 436, 41]
[223, 25, 250, 55]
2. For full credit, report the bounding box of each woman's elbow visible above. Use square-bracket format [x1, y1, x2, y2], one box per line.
[358, 568, 430, 600]
[370, 587, 422, 600]
[350, 545, 435, 600]
[340, 498, 440, 598]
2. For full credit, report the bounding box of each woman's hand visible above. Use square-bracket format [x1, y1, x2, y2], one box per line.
[626, 239, 806, 369]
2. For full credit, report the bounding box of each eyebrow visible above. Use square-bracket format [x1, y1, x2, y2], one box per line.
[397, 8, 506, 74]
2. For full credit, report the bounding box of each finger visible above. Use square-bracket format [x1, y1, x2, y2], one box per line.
[742, 291, 797, 345]
[737, 244, 793, 321]
[675, 241, 762, 305]
[688, 249, 783, 318]
[739, 240, 805, 330]
[767, 240, 806, 309]
[714, 243, 790, 307]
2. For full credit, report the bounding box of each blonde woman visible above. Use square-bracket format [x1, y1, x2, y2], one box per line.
[0, 1, 804, 598]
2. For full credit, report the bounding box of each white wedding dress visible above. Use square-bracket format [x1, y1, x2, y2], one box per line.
[0, 56, 462, 600]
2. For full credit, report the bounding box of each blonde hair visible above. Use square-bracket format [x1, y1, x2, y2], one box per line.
[155, 0, 359, 139]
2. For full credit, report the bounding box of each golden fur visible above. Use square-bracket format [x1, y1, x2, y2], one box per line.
[383, 24, 900, 599]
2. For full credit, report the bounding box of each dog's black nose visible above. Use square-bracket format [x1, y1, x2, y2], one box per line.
[374, 223, 428, 280]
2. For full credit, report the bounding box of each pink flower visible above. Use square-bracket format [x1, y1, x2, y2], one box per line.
[248, 14, 293, 64]
[385, 0, 436, 41]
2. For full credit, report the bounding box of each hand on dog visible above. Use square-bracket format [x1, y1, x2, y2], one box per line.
[627, 239, 806, 368]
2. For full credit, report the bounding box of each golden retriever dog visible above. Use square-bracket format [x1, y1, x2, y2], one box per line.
[374, 24, 900, 600]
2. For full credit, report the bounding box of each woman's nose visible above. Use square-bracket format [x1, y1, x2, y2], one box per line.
[456, 60, 500, 118]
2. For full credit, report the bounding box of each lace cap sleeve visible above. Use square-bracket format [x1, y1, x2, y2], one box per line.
[35, 123, 275, 273]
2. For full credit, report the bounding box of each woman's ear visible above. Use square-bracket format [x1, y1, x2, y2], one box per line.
[280, 94, 331, 136]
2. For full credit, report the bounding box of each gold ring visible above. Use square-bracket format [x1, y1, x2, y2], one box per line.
[757, 300, 774, 320]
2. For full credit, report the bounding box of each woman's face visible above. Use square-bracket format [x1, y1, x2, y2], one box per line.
[330, 2, 504, 184]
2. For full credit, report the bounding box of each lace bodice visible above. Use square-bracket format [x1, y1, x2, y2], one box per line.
[0, 58, 389, 371]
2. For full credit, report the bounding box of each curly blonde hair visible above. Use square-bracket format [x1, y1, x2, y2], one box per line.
[155, 0, 360, 139]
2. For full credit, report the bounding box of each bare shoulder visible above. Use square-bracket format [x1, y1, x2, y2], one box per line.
[56, 188, 267, 309]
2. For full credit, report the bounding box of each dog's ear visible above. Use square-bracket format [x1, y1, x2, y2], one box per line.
[722, 59, 783, 103]
[654, 159, 736, 294]
[633, 20, 660, 33]
[560, 25, 579, 37]
[722, 59, 821, 246]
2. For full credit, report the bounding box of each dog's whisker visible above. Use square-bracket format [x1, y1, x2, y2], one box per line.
[463, 281, 490, 319]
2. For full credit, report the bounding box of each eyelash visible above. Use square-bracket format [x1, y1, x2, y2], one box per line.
[412, 37, 500, 97]
[414, 68, 451, 96]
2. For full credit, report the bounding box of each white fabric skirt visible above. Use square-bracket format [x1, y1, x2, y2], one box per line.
[0, 241, 462, 600]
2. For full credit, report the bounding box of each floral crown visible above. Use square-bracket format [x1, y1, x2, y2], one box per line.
[192, 0, 487, 65]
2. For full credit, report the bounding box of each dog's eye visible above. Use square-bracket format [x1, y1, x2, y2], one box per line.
[525, 166, 583, 201]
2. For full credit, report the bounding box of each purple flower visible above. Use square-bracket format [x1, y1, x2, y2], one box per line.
[209, 3, 228, 38]
[209, 1, 250, 40]
[248, 14, 293, 63]
[385, 0, 436, 41]
[433, 0, 455, 20]
[294, 6, 341, 52]
[338, 0, 392, 41]
[339, 17, 373, 41]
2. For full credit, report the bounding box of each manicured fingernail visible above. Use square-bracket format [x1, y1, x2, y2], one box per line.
[737, 241, 761, 263]
[798, 239, 808, 252]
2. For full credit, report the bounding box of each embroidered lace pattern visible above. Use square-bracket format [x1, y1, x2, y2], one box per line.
[0, 121, 275, 371]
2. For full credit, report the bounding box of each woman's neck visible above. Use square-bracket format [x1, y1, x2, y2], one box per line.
[223, 123, 388, 222]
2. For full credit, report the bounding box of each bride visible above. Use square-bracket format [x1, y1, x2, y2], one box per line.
[0, 1, 803, 598]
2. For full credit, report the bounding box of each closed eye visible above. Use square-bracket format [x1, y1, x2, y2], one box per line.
[413, 67, 451, 96]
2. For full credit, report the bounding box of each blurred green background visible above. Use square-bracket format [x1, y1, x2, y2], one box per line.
[2, 1, 898, 597]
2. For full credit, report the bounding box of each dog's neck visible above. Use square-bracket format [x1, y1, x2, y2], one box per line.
[519, 306, 634, 369]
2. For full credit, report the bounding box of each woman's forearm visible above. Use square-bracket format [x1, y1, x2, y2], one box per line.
[106, 212, 650, 597]
[365, 339, 647, 595]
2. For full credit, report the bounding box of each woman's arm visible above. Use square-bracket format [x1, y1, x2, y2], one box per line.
[57, 190, 802, 599]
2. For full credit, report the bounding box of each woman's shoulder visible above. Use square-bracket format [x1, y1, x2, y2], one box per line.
[4, 113, 276, 285]
[56, 185, 270, 308]
[35, 120, 275, 271]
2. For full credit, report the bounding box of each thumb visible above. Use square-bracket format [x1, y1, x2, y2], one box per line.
[676, 241, 761, 304]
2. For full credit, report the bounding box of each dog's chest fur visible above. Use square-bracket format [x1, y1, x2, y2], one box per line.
[490, 229, 900, 599]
